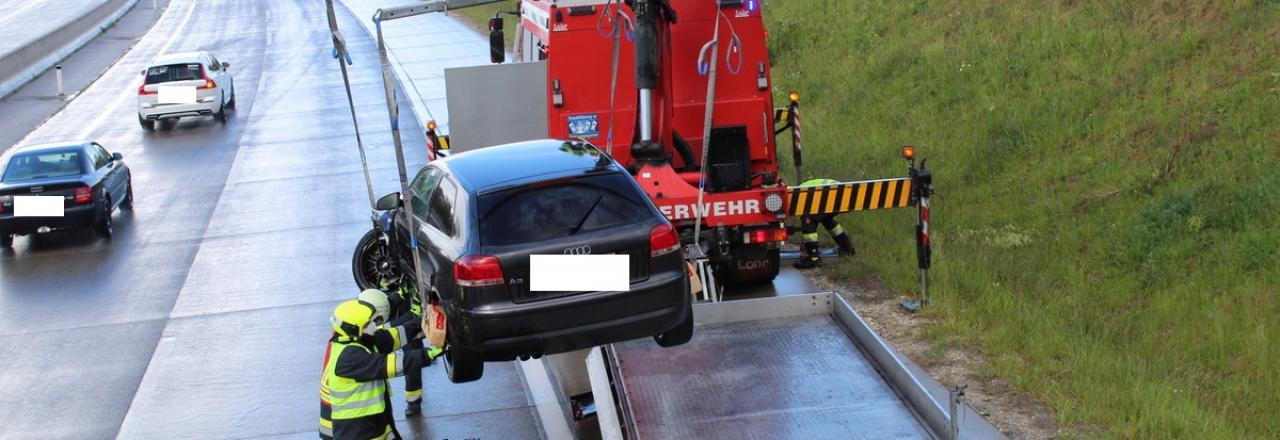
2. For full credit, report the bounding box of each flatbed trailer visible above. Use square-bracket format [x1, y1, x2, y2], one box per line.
[525, 292, 1004, 440]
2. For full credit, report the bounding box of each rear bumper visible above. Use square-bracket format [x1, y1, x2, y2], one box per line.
[138, 100, 218, 120]
[0, 204, 98, 235]
[451, 271, 691, 361]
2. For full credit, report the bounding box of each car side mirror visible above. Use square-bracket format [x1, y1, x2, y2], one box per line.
[221, 61, 230, 69]
[141, 69, 147, 76]
[489, 17, 505, 64]
[375, 192, 402, 210]
[111, 152, 123, 161]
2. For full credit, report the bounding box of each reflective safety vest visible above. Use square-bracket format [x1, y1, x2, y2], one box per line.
[320, 340, 393, 440]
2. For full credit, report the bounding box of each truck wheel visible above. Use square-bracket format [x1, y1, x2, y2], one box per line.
[352, 228, 400, 290]
[444, 342, 484, 383]
[1, 234, 12, 248]
[95, 197, 113, 239]
[654, 300, 694, 347]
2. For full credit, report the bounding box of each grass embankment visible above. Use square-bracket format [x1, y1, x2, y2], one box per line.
[453, 1, 1280, 437]
[766, 1, 1279, 438]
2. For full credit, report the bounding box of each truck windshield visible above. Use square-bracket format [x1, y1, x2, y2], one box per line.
[479, 173, 650, 247]
[2, 150, 84, 182]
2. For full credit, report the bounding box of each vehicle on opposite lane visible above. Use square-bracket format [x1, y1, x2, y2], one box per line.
[356, 140, 694, 383]
[136, 51, 236, 130]
[0, 141, 133, 247]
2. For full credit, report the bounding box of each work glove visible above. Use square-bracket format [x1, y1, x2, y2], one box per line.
[423, 346, 446, 366]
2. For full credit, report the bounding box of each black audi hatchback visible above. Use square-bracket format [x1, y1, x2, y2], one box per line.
[364, 139, 692, 383]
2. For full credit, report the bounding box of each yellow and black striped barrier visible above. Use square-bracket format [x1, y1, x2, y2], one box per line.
[788, 178, 913, 216]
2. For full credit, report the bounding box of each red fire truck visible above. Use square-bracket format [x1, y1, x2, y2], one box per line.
[346, 0, 933, 298]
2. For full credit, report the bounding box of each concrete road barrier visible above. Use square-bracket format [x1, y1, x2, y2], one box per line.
[0, 0, 139, 99]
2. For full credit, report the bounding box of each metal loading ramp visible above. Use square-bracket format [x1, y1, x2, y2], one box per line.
[573, 293, 1004, 440]
[612, 316, 930, 438]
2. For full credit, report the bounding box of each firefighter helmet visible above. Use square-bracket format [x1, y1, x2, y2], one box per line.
[358, 289, 391, 325]
[331, 300, 374, 340]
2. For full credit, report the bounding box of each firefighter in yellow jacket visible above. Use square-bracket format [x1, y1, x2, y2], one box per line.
[319, 298, 437, 440]
[794, 178, 857, 269]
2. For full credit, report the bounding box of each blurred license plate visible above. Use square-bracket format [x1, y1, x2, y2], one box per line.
[14, 196, 63, 217]
[158, 85, 197, 104]
[530, 255, 630, 292]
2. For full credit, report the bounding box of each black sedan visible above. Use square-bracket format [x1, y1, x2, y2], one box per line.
[355, 139, 693, 383]
[0, 141, 133, 248]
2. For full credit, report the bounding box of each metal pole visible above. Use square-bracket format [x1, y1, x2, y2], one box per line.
[372, 11, 433, 303]
[948, 385, 966, 440]
[918, 195, 930, 307]
[789, 99, 801, 183]
[55, 65, 64, 96]
[152, 0, 157, 10]
[324, 0, 377, 209]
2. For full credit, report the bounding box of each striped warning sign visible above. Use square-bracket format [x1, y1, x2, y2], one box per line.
[788, 178, 913, 216]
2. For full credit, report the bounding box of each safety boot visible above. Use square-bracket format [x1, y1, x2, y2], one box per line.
[793, 242, 821, 269]
[834, 233, 856, 256]
[405, 400, 422, 417]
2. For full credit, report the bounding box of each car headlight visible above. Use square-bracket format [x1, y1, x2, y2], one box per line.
[764, 193, 783, 213]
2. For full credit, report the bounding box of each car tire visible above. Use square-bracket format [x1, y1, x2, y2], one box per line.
[95, 196, 113, 239]
[654, 299, 694, 347]
[138, 114, 154, 131]
[121, 176, 134, 211]
[352, 228, 400, 290]
[1, 234, 12, 248]
[214, 96, 227, 123]
[444, 334, 484, 383]
[227, 83, 236, 110]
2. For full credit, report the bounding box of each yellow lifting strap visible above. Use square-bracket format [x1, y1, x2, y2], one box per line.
[787, 178, 913, 216]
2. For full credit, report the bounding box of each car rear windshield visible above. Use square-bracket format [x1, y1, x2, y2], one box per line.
[479, 172, 651, 247]
[145, 63, 203, 84]
[2, 150, 84, 182]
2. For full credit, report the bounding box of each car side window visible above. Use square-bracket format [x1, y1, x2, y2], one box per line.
[89, 145, 109, 170]
[409, 167, 443, 221]
[204, 54, 217, 71]
[426, 178, 458, 236]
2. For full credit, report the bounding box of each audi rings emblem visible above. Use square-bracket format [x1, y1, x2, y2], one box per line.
[563, 245, 592, 255]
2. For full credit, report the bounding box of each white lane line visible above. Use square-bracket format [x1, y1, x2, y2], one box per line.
[74, 0, 198, 140]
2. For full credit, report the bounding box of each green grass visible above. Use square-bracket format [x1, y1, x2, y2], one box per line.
[764, 1, 1280, 438]
[450, 1, 1280, 437]
[449, 1, 518, 49]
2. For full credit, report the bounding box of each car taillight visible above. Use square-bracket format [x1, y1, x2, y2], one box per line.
[138, 83, 155, 95]
[455, 255, 505, 287]
[650, 224, 680, 258]
[199, 68, 217, 89]
[743, 228, 788, 244]
[74, 187, 93, 204]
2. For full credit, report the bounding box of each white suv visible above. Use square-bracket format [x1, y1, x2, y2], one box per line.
[136, 51, 235, 130]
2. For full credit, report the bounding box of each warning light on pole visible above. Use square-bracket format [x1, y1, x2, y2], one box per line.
[901, 145, 916, 160]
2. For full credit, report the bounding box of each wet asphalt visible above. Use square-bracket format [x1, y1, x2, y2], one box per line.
[0, 1, 814, 438]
